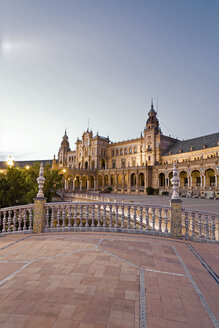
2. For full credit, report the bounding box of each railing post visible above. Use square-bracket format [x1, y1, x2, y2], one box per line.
[170, 163, 182, 238]
[33, 163, 46, 233]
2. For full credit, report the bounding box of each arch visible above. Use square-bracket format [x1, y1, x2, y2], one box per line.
[75, 176, 80, 189]
[139, 173, 145, 187]
[191, 170, 201, 187]
[104, 175, 108, 187]
[90, 175, 95, 189]
[100, 159, 106, 170]
[168, 172, 173, 187]
[98, 175, 103, 187]
[179, 171, 188, 187]
[91, 160, 95, 170]
[82, 176, 88, 189]
[205, 168, 215, 187]
[117, 174, 123, 187]
[158, 173, 165, 187]
[84, 161, 88, 170]
[131, 173, 136, 187]
[110, 174, 115, 186]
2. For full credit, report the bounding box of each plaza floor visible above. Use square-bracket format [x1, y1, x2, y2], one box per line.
[0, 232, 218, 328]
[89, 194, 219, 214]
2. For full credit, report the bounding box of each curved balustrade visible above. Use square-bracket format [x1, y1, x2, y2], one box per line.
[182, 208, 219, 241]
[0, 204, 34, 235]
[44, 202, 172, 236]
[0, 202, 218, 242]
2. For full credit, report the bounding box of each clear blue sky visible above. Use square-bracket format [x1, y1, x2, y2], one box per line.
[0, 0, 218, 160]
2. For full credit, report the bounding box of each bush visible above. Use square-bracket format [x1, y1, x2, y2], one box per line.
[146, 187, 159, 195]
[146, 186, 154, 195]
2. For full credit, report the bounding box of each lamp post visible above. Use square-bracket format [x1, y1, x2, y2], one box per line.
[33, 163, 46, 233]
[170, 162, 182, 238]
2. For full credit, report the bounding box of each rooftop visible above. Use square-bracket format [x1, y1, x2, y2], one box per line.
[163, 132, 219, 156]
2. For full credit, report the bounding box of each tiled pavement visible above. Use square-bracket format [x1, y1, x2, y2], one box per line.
[0, 232, 218, 328]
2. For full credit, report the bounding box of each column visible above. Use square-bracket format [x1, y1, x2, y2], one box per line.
[33, 163, 46, 233]
[204, 175, 206, 188]
[94, 179, 96, 190]
[170, 163, 182, 238]
[87, 179, 90, 191]
[215, 175, 217, 187]
[64, 179, 68, 190]
[73, 179, 75, 191]
[80, 180, 82, 191]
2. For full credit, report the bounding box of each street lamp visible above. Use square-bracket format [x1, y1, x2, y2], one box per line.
[7, 156, 14, 167]
[25, 165, 30, 170]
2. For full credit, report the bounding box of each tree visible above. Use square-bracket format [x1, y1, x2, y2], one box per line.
[0, 163, 64, 208]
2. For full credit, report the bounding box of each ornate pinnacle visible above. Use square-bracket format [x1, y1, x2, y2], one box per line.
[171, 162, 180, 200]
[36, 163, 45, 198]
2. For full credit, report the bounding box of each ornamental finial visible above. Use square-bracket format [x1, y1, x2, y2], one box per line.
[36, 163, 45, 198]
[171, 162, 180, 200]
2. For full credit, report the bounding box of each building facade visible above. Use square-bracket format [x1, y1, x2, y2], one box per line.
[55, 103, 219, 198]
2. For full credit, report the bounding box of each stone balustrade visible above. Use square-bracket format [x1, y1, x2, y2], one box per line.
[0, 201, 218, 241]
[0, 204, 34, 235]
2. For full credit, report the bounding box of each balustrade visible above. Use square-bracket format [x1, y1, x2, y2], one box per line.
[0, 204, 34, 234]
[0, 202, 218, 242]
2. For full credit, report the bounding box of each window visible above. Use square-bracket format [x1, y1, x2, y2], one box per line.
[124, 148, 127, 155]
[129, 147, 132, 154]
[116, 150, 119, 156]
[111, 150, 114, 157]
[132, 158, 136, 167]
[184, 178, 188, 186]
[120, 149, 123, 155]
[112, 160, 116, 169]
[148, 156, 151, 161]
[134, 147, 137, 153]
[121, 159, 125, 168]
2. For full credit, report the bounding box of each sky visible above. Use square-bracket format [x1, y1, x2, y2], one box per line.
[0, 0, 219, 161]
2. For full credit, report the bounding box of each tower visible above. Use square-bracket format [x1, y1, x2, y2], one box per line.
[58, 130, 71, 167]
[144, 101, 161, 166]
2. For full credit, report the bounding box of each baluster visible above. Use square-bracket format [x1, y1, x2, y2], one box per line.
[164, 209, 168, 233]
[80, 205, 83, 227]
[191, 212, 195, 238]
[145, 207, 149, 230]
[62, 207, 66, 228]
[152, 207, 155, 231]
[68, 206, 72, 227]
[8, 210, 12, 232]
[74, 205, 78, 227]
[91, 205, 95, 227]
[23, 209, 27, 231]
[204, 215, 209, 239]
[133, 206, 137, 229]
[185, 212, 189, 238]
[198, 213, 202, 238]
[45, 208, 49, 228]
[158, 208, 162, 233]
[51, 206, 55, 228]
[2, 211, 6, 233]
[121, 204, 125, 229]
[139, 206, 143, 230]
[109, 205, 113, 228]
[13, 210, 17, 231]
[85, 205, 89, 227]
[18, 209, 22, 231]
[115, 204, 119, 228]
[57, 207, 61, 228]
[127, 205, 131, 229]
[28, 208, 33, 230]
[97, 204, 101, 227]
[211, 216, 215, 240]
[103, 204, 106, 227]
